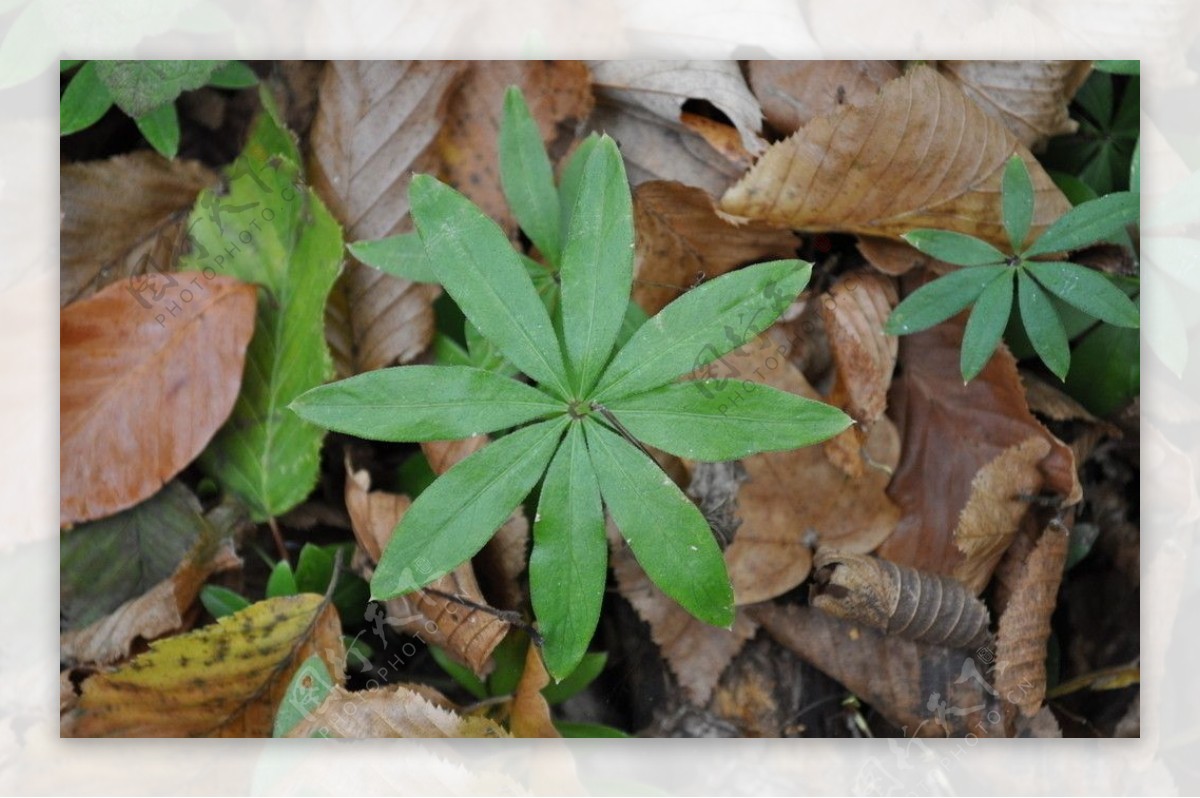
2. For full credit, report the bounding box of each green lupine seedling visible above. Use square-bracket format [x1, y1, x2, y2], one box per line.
[292, 115, 850, 679]
[885, 155, 1140, 382]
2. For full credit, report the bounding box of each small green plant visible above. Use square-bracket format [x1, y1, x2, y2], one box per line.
[884, 154, 1140, 382]
[291, 87, 850, 679]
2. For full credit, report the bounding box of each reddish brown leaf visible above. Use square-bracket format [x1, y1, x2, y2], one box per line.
[747, 60, 900, 135]
[857, 235, 951, 277]
[509, 644, 560, 738]
[60, 274, 257, 526]
[818, 269, 898, 425]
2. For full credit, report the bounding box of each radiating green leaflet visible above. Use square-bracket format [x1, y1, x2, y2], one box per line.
[1024, 191, 1140, 256]
[1002, 155, 1035, 253]
[499, 86, 562, 265]
[883, 265, 1009, 336]
[348, 233, 437, 283]
[60, 61, 114, 135]
[134, 102, 181, 159]
[902, 230, 1008, 266]
[1017, 270, 1070, 380]
[960, 269, 1015, 381]
[372, 417, 569, 598]
[1024, 261, 1139, 328]
[558, 134, 601, 244]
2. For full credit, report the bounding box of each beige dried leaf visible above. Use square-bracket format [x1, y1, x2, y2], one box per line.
[285, 683, 508, 738]
[747, 60, 900, 135]
[509, 644, 560, 738]
[721, 65, 1071, 251]
[818, 269, 898, 425]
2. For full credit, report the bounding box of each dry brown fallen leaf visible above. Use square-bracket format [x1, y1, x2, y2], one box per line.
[308, 61, 460, 375]
[631, 180, 799, 316]
[64, 594, 344, 737]
[60, 152, 218, 307]
[877, 315, 1079, 580]
[939, 60, 1092, 151]
[857, 235, 955, 277]
[509, 643, 560, 738]
[285, 683, 508, 738]
[589, 60, 766, 156]
[819, 269, 898, 426]
[747, 60, 900, 135]
[994, 518, 1070, 717]
[711, 329, 900, 604]
[60, 273, 257, 526]
[343, 459, 509, 676]
[721, 65, 1071, 252]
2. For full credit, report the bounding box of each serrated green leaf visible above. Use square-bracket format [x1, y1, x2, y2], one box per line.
[348, 233, 436, 283]
[592, 260, 811, 403]
[541, 652, 607, 705]
[603, 379, 851, 461]
[267, 560, 298, 598]
[207, 61, 259, 89]
[1025, 191, 1140, 256]
[558, 134, 601, 244]
[273, 654, 336, 737]
[294, 543, 335, 594]
[94, 60, 225, 117]
[1094, 60, 1139, 75]
[884, 265, 1009, 335]
[372, 417, 568, 598]
[292, 365, 561, 442]
[499, 86, 562, 265]
[134, 102, 180, 159]
[960, 269, 1015, 381]
[200, 585, 251, 619]
[583, 420, 733, 627]
[410, 175, 569, 398]
[531, 423, 607, 680]
[1025, 261, 1139, 328]
[902, 230, 1008, 265]
[1002, 155, 1035, 253]
[60, 61, 113, 135]
[1017, 270, 1070, 380]
[184, 110, 344, 521]
[429, 645, 489, 700]
[560, 136, 635, 395]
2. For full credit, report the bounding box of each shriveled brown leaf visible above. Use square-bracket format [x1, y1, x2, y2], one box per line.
[64, 594, 344, 737]
[713, 330, 900, 604]
[994, 519, 1070, 716]
[590, 60, 765, 156]
[611, 527, 758, 706]
[952, 437, 1053, 594]
[632, 180, 799, 315]
[721, 65, 1071, 252]
[285, 683, 508, 738]
[309, 61, 459, 373]
[939, 60, 1092, 151]
[751, 602, 1005, 737]
[60, 152, 218, 307]
[60, 274, 257, 526]
[990, 514, 1043, 617]
[747, 60, 900, 135]
[509, 644, 560, 738]
[344, 460, 508, 676]
[819, 269, 898, 425]
[877, 315, 1080, 578]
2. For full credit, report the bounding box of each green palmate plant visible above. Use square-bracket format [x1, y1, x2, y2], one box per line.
[885, 154, 1140, 382]
[292, 90, 850, 679]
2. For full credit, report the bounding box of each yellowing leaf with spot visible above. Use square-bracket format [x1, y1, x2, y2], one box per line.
[63, 594, 344, 737]
[720, 65, 1071, 252]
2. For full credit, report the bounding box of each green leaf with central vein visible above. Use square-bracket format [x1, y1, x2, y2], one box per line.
[884, 265, 1009, 336]
[592, 260, 811, 403]
[1024, 191, 1139, 257]
[184, 107, 344, 521]
[584, 420, 734, 627]
[348, 233, 436, 283]
[1002, 155, 1035, 253]
[531, 423, 607, 680]
[902, 230, 1008, 266]
[290, 365, 560, 441]
[499, 86, 562, 265]
[372, 417, 569, 598]
[1017, 269, 1070, 380]
[960, 269, 1015, 381]
[1024, 261, 1140, 328]
[410, 174, 570, 398]
[605, 379, 851, 461]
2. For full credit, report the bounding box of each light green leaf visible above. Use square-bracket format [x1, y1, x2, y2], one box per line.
[902, 230, 1008, 265]
[94, 60, 225, 117]
[1002, 155, 1035, 253]
[1024, 261, 1139, 328]
[184, 108, 344, 521]
[348, 233, 436, 283]
[410, 175, 569, 398]
[583, 420, 734, 627]
[372, 417, 568, 598]
[60, 61, 113, 135]
[267, 560, 298, 598]
[206, 61, 258, 89]
[530, 423, 607, 680]
[592, 260, 811, 403]
[292, 365, 561, 442]
[558, 134, 601, 244]
[499, 86, 562, 265]
[429, 646, 489, 700]
[273, 654, 336, 737]
[1025, 191, 1140, 256]
[603, 379, 851, 461]
[960, 269, 1014, 381]
[1017, 270, 1070, 380]
[541, 652, 607, 705]
[200, 585, 251, 619]
[560, 136, 635, 394]
[134, 102, 181, 159]
[884, 265, 1009, 335]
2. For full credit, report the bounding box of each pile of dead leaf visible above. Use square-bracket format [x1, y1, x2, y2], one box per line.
[61, 60, 1138, 738]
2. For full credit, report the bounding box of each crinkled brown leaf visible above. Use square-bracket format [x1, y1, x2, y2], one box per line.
[939, 60, 1092, 151]
[721, 65, 1071, 251]
[60, 152, 218, 307]
[747, 60, 900, 135]
[285, 683, 507, 738]
[61, 273, 257, 526]
[344, 459, 508, 676]
[994, 518, 1070, 716]
[64, 594, 344, 737]
[309, 61, 459, 373]
[632, 180, 799, 315]
[590, 60, 765, 156]
[510, 644, 560, 738]
[819, 269, 898, 425]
